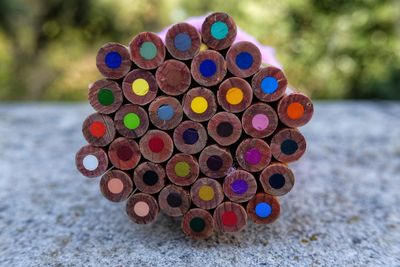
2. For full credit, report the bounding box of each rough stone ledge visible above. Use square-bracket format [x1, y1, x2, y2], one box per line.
[0, 102, 399, 266]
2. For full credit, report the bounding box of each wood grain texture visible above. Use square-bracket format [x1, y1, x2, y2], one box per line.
[270, 128, 306, 163]
[148, 96, 183, 130]
[198, 145, 233, 178]
[107, 137, 141, 170]
[100, 170, 134, 202]
[213, 202, 247, 233]
[133, 162, 166, 194]
[75, 145, 109, 178]
[222, 170, 257, 203]
[242, 102, 278, 138]
[122, 69, 158, 105]
[182, 87, 217, 122]
[260, 163, 295, 196]
[156, 60, 191, 96]
[139, 130, 174, 163]
[246, 193, 280, 224]
[201, 12, 237, 51]
[190, 178, 224, 210]
[226, 41, 261, 78]
[96, 42, 131, 79]
[217, 77, 253, 113]
[235, 138, 272, 172]
[251, 66, 288, 102]
[277, 92, 314, 128]
[190, 50, 227, 86]
[114, 104, 149, 139]
[166, 153, 199, 186]
[207, 112, 242, 146]
[158, 185, 191, 217]
[82, 113, 115, 147]
[126, 193, 159, 224]
[181, 208, 214, 239]
[165, 22, 201, 60]
[129, 32, 165, 70]
[173, 120, 208, 154]
[88, 79, 123, 114]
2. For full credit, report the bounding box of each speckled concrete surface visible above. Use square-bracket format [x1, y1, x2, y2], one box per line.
[0, 102, 399, 267]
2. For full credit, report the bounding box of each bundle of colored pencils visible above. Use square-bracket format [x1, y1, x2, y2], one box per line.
[76, 12, 313, 239]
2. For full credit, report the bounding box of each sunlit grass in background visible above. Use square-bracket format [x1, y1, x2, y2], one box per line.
[0, 0, 399, 101]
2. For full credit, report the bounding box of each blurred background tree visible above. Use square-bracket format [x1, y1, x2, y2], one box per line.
[0, 0, 399, 101]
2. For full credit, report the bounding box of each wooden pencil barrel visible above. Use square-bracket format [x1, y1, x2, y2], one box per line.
[100, 170, 134, 202]
[108, 137, 141, 170]
[246, 193, 280, 224]
[222, 170, 257, 203]
[166, 153, 200, 186]
[158, 185, 191, 217]
[242, 103, 278, 138]
[165, 22, 201, 60]
[235, 138, 272, 172]
[217, 77, 253, 113]
[226, 41, 262, 78]
[173, 120, 208, 154]
[148, 96, 183, 130]
[156, 59, 191, 96]
[207, 112, 242, 146]
[277, 92, 314, 128]
[139, 130, 174, 163]
[133, 162, 166, 194]
[213, 202, 247, 233]
[122, 69, 158, 105]
[126, 193, 159, 224]
[75, 145, 109, 178]
[251, 66, 288, 102]
[96, 42, 131, 79]
[260, 163, 295, 196]
[190, 50, 227, 86]
[190, 178, 224, 210]
[182, 87, 217, 122]
[198, 145, 233, 178]
[201, 12, 237, 51]
[129, 32, 165, 70]
[114, 104, 149, 139]
[88, 79, 123, 114]
[82, 113, 115, 147]
[270, 128, 306, 163]
[182, 208, 214, 239]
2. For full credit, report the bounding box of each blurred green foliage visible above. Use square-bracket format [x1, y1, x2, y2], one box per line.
[0, 0, 399, 101]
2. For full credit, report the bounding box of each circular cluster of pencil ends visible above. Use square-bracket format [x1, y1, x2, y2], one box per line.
[75, 12, 313, 239]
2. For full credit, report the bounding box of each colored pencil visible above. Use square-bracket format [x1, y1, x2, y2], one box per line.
[122, 69, 158, 105]
[201, 12, 237, 51]
[156, 59, 191, 96]
[129, 32, 165, 70]
[82, 113, 115, 147]
[270, 128, 306, 163]
[88, 79, 123, 114]
[166, 153, 200, 186]
[158, 185, 191, 217]
[165, 22, 201, 60]
[100, 170, 134, 202]
[190, 50, 227, 86]
[148, 96, 183, 130]
[75, 145, 109, 178]
[133, 162, 166, 194]
[226, 41, 262, 78]
[217, 77, 253, 113]
[96, 42, 131, 79]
